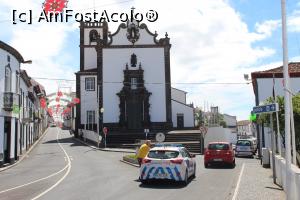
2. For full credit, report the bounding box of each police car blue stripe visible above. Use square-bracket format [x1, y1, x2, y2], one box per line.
[166, 167, 175, 180]
[174, 166, 182, 181]
[146, 167, 155, 180]
[153, 167, 164, 178]
[141, 166, 147, 179]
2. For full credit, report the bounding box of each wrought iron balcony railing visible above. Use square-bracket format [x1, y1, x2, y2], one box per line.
[3, 92, 19, 112]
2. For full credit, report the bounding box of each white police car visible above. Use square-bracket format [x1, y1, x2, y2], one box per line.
[139, 144, 196, 185]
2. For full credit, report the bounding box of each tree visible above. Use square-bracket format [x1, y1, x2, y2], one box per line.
[258, 94, 300, 150]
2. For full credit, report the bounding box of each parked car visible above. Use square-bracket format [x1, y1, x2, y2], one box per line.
[235, 139, 255, 157]
[204, 142, 235, 168]
[139, 145, 196, 185]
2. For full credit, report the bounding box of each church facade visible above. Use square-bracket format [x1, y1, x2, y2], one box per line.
[75, 20, 194, 135]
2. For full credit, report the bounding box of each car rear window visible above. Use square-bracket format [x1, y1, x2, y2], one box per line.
[147, 150, 179, 159]
[208, 143, 229, 150]
[236, 140, 251, 146]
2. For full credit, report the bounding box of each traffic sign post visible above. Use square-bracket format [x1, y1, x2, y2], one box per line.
[252, 103, 279, 184]
[103, 127, 108, 148]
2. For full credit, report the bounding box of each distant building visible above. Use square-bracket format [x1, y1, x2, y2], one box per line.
[223, 114, 237, 133]
[237, 120, 255, 137]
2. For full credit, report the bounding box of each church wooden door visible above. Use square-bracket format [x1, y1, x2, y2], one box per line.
[127, 94, 143, 130]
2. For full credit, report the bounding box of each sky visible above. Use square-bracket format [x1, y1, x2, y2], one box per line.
[0, 0, 300, 121]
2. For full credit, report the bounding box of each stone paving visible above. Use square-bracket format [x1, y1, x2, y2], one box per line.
[236, 160, 286, 200]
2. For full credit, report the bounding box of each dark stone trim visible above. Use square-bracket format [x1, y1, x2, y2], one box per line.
[81, 44, 166, 48]
[75, 73, 81, 137]
[164, 44, 172, 127]
[80, 22, 84, 71]
[100, 122, 173, 132]
[0, 40, 24, 63]
[95, 39, 104, 137]
[81, 22, 104, 28]
[251, 72, 300, 79]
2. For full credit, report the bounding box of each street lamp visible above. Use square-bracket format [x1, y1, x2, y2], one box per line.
[23, 60, 32, 64]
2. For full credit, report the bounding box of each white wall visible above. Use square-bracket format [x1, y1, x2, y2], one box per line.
[171, 88, 186, 104]
[171, 100, 194, 127]
[10, 117, 15, 159]
[0, 117, 4, 159]
[102, 48, 166, 123]
[80, 75, 98, 124]
[257, 77, 300, 103]
[84, 48, 97, 70]
[111, 27, 156, 46]
[271, 154, 300, 200]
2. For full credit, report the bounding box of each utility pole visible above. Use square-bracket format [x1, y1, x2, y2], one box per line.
[281, 0, 292, 199]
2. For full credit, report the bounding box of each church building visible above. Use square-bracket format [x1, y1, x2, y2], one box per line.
[75, 20, 194, 136]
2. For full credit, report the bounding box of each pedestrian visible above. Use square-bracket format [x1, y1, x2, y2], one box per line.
[137, 140, 151, 167]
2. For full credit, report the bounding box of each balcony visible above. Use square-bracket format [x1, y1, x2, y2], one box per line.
[3, 92, 19, 112]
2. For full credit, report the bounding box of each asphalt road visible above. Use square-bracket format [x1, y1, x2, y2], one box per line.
[0, 127, 258, 200]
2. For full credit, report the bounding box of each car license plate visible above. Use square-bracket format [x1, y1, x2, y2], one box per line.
[156, 173, 168, 178]
[213, 158, 223, 162]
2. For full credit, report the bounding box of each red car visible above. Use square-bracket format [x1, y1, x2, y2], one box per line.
[204, 142, 235, 168]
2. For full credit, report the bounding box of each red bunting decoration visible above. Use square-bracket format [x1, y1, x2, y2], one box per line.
[57, 91, 63, 97]
[69, 102, 75, 107]
[40, 98, 47, 108]
[47, 108, 53, 116]
[73, 97, 80, 104]
[56, 97, 60, 102]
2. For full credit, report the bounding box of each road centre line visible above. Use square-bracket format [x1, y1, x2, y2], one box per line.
[231, 162, 245, 200]
[0, 129, 68, 194]
[31, 129, 72, 200]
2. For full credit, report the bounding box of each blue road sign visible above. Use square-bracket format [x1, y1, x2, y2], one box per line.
[252, 103, 279, 114]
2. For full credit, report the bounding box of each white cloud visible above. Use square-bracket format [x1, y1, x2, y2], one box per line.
[1, 0, 295, 120]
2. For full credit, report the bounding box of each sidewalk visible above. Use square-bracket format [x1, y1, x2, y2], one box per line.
[0, 128, 49, 172]
[235, 160, 286, 200]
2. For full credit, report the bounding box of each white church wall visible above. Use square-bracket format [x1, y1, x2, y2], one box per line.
[111, 28, 156, 46]
[80, 75, 98, 124]
[84, 48, 97, 70]
[171, 100, 194, 127]
[103, 48, 166, 123]
[171, 88, 186, 104]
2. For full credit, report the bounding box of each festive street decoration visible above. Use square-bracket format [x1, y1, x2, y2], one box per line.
[73, 97, 80, 104]
[57, 91, 63, 97]
[43, 0, 68, 14]
[56, 97, 60, 102]
[40, 98, 47, 108]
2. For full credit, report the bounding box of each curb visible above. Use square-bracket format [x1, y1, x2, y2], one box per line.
[72, 137, 135, 153]
[120, 159, 139, 168]
[0, 127, 50, 172]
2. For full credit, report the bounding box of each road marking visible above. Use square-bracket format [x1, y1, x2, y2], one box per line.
[0, 130, 68, 195]
[31, 130, 72, 200]
[232, 162, 245, 200]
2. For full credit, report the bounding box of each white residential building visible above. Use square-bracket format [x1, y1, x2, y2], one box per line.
[0, 40, 47, 167]
[251, 62, 300, 151]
